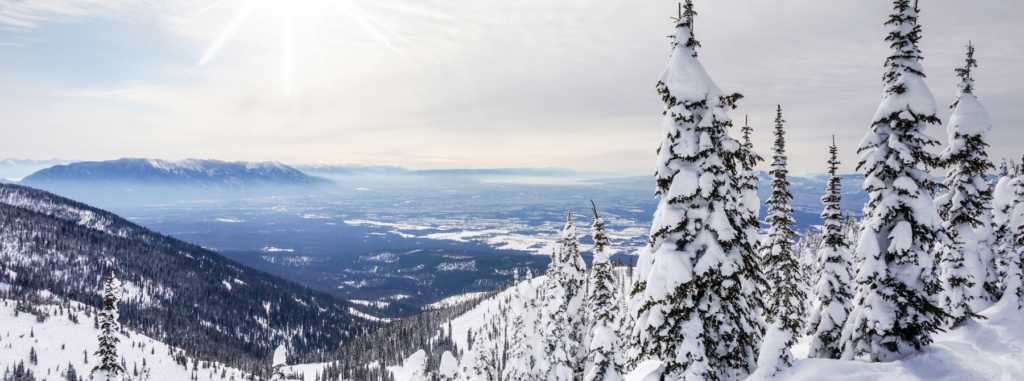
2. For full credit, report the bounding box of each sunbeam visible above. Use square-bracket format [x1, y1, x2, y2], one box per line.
[303, 10, 341, 109]
[335, 1, 416, 66]
[342, 1, 437, 63]
[195, 1, 256, 70]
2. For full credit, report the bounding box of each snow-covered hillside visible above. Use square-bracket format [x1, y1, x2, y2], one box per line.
[0, 296, 252, 381]
[383, 274, 1024, 381]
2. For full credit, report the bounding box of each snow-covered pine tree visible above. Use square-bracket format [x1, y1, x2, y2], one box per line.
[584, 202, 623, 381]
[993, 159, 1020, 305]
[92, 266, 126, 381]
[737, 115, 767, 311]
[503, 281, 533, 381]
[1001, 163, 1024, 307]
[438, 351, 459, 381]
[757, 105, 802, 375]
[534, 252, 572, 380]
[841, 0, 948, 362]
[629, 2, 762, 379]
[270, 345, 287, 381]
[558, 212, 588, 378]
[806, 137, 855, 360]
[935, 42, 993, 326]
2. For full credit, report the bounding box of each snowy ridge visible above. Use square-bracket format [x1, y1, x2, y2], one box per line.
[0, 185, 124, 235]
[422, 292, 489, 311]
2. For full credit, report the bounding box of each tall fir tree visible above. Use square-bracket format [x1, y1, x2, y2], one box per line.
[503, 281, 533, 381]
[934, 42, 993, 326]
[584, 202, 624, 381]
[534, 213, 585, 381]
[558, 212, 588, 379]
[841, 0, 948, 362]
[737, 116, 767, 307]
[628, 2, 762, 379]
[1000, 163, 1024, 307]
[92, 266, 126, 381]
[756, 106, 802, 375]
[993, 159, 1020, 305]
[806, 137, 855, 359]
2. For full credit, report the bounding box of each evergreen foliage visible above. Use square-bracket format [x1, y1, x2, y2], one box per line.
[630, 2, 762, 379]
[585, 203, 624, 381]
[842, 0, 948, 362]
[806, 138, 855, 359]
[935, 42, 993, 326]
[92, 267, 126, 381]
[737, 116, 767, 310]
[757, 106, 802, 374]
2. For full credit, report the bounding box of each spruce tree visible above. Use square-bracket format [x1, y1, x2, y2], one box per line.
[92, 266, 125, 381]
[503, 282, 533, 381]
[935, 42, 993, 326]
[841, 0, 947, 361]
[993, 159, 1020, 305]
[806, 137, 855, 360]
[737, 116, 767, 307]
[584, 202, 623, 381]
[629, 2, 762, 379]
[558, 212, 588, 378]
[1001, 163, 1024, 307]
[757, 105, 802, 375]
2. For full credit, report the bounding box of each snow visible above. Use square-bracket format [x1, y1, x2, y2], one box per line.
[423, 292, 488, 311]
[0, 298, 252, 381]
[747, 297, 1024, 380]
[348, 307, 393, 322]
[388, 349, 427, 381]
[624, 360, 663, 381]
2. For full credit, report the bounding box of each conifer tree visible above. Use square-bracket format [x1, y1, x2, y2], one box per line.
[558, 212, 588, 378]
[993, 159, 1020, 305]
[92, 266, 125, 381]
[935, 42, 993, 326]
[757, 106, 802, 375]
[584, 202, 623, 381]
[270, 345, 287, 381]
[737, 116, 767, 305]
[503, 282, 533, 381]
[535, 212, 585, 381]
[841, 0, 947, 361]
[1000, 163, 1024, 306]
[629, 2, 762, 379]
[806, 137, 855, 359]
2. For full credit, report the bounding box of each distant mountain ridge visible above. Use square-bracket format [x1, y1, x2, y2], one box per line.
[23, 158, 331, 187]
[18, 158, 335, 206]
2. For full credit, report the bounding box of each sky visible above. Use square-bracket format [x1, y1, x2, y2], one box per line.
[0, 0, 1022, 175]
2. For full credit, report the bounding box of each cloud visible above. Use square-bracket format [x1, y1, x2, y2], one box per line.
[0, 0, 1022, 175]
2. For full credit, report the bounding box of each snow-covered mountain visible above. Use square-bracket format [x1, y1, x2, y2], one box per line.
[17, 158, 336, 205]
[0, 184, 372, 375]
[22, 158, 331, 187]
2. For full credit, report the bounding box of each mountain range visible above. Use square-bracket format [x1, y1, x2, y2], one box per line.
[18, 158, 335, 205]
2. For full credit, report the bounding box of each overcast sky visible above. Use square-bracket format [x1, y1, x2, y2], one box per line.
[0, 0, 1021, 175]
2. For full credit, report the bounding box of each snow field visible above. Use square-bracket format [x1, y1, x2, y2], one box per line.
[0, 298, 251, 381]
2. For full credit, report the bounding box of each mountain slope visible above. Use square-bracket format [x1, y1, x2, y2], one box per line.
[0, 184, 370, 363]
[0, 295, 255, 380]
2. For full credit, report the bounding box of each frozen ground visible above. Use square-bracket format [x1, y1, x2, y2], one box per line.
[0, 296, 250, 381]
